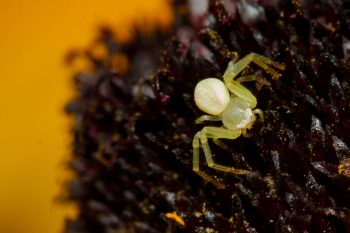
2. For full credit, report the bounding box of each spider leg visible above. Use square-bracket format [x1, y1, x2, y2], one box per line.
[192, 126, 249, 188]
[253, 108, 264, 122]
[212, 138, 230, 150]
[242, 109, 263, 138]
[233, 74, 271, 108]
[236, 75, 271, 86]
[200, 127, 248, 174]
[225, 81, 258, 108]
[223, 52, 285, 83]
[242, 129, 252, 138]
[193, 132, 226, 189]
[222, 53, 284, 107]
[195, 115, 222, 124]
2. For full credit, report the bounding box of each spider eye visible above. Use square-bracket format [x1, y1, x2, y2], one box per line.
[194, 78, 230, 115]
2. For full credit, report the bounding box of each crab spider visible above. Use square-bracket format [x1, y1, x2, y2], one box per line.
[193, 52, 285, 189]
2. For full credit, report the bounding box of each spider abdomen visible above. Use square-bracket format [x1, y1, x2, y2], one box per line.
[194, 78, 230, 115]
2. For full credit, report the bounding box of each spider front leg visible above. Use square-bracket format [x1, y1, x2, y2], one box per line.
[223, 53, 285, 107]
[223, 52, 285, 82]
[193, 126, 249, 189]
[226, 75, 272, 108]
[236, 75, 271, 86]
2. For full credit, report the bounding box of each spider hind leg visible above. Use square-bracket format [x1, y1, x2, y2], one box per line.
[192, 127, 249, 189]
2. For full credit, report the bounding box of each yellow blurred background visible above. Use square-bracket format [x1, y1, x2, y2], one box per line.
[0, 1, 172, 232]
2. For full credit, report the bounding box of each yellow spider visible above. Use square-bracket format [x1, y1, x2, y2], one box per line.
[192, 52, 285, 189]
